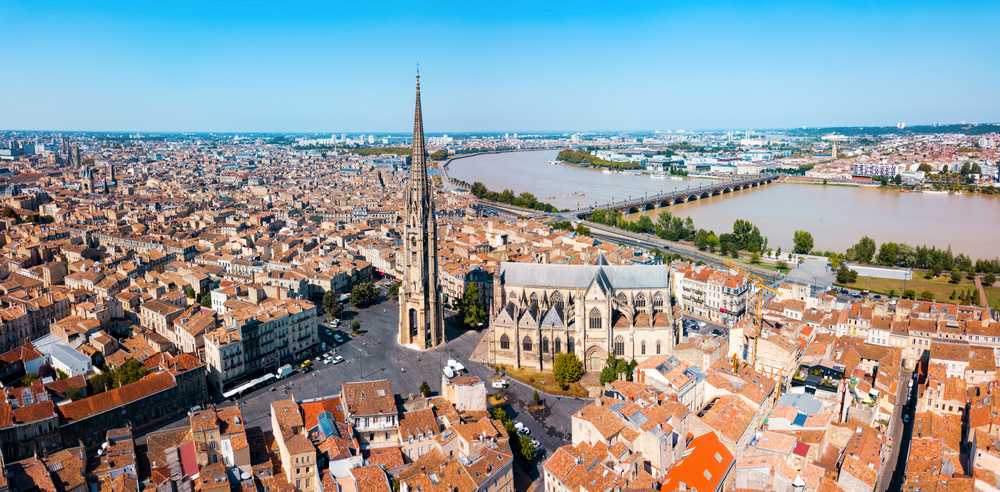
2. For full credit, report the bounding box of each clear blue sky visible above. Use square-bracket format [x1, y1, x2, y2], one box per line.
[2, 1, 998, 133]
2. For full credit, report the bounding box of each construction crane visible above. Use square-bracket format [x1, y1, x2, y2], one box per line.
[723, 260, 781, 370]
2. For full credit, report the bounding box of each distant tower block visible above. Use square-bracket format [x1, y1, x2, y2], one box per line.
[832, 141, 837, 160]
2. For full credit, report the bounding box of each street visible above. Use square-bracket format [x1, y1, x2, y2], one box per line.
[878, 368, 916, 492]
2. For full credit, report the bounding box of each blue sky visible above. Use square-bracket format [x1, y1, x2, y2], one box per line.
[1, 1, 998, 132]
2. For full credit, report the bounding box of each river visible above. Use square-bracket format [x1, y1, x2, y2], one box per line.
[446, 150, 1000, 259]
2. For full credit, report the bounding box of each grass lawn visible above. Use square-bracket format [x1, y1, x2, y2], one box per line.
[491, 365, 588, 398]
[837, 274, 998, 307]
[728, 256, 793, 274]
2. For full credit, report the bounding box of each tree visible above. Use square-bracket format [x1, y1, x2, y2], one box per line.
[749, 253, 761, 264]
[877, 242, 898, 266]
[430, 150, 448, 160]
[919, 291, 935, 301]
[186, 287, 196, 299]
[917, 163, 933, 173]
[599, 355, 621, 384]
[776, 260, 788, 271]
[903, 289, 916, 300]
[419, 381, 431, 397]
[518, 434, 537, 461]
[950, 268, 962, 284]
[199, 294, 212, 308]
[350, 320, 361, 333]
[853, 236, 877, 264]
[22, 373, 39, 384]
[950, 290, 957, 300]
[892, 174, 902, 185]
[64, 386, 83, 401]
[836, 265, 858, 284]
[490, 407, 507, 421]
[350, 281, 378, 308]
[0, 207, 19, 221]
[792, 230, 813, 255]
[553, 353, 584, 384]
[533, 390, 540, 405]
[457, 284, 487, 328]
[985, 273, 997, 286]
[38, 363, 56, 379]
[387, 281, 401, 297]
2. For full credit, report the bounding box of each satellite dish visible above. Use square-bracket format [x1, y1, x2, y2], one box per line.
[241, 473, 251, 480]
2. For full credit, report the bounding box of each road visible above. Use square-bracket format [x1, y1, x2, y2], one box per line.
[877, 368, 916, 492]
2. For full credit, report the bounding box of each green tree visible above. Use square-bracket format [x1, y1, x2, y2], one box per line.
[853, 236, 877, 264]
[792, 230, 814, 254]
[950, 268, 962, 284]
[350, 320, 361, 333]
[705, 233, 719, 252]
[776, 260, 789, 271]
[457, 284, 487, 328]
[200, 295, 212, 308]
[892, 174, 903, 185]
[836, 265, 858, 284]
[575, 223, 591, 237]
[64, 386, 83, 401]
[903, 289, 916, 300]
[186, 286, 196, 299]
[430, 150, 448, 160]
[322, 290, 342, 316]
[877, 242, 898, 266]
[749, 252, 761, 264]
[387, 281, 401, 297]
[22, 373, 39, 384]
[490, 407, 507, 422]
[553, 353, 584, 384]
[917, 163, 933, 173]
[985, 272, 996, 286]
[950, 290, 957, 300]
[349, 281, 378, 308]
[919, 290, 935, 301]
[0, 207, 19, 221]
[533, 390, 540, 405]
[518, 434, 537, 461]
[419, 381, 431, 397]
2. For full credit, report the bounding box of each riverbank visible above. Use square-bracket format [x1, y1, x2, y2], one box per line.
[835, 274, 999, 307]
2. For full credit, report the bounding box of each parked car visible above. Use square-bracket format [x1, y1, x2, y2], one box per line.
[491, 378, 509, 389]
[332, 355, 345, 364]
[324, 328, 333, 336]
[697, 321, 707, 328]
[323, 355, 334, 364]
[333, 334, 344, 343]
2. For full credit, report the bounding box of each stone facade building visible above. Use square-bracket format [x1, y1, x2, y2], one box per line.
[489, 261, 679, 372]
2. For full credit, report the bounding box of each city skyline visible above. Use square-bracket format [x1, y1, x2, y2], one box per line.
[2, 1, 999, 132]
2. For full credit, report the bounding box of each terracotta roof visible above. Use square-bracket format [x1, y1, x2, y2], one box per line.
[58, 372, 176, 423]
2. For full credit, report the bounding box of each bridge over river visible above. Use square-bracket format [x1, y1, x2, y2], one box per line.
[570, 174, 780, 219]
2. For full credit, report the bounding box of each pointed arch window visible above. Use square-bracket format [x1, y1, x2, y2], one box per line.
[523, 336, 532, 352]
[656, 340, 661, 354]
[567, 337, 575, 354]
[635, 292, 646, 311]
[529, 293, 539, 312]
[640, 340, 646, 355]
[614, 336, 625, 356]
[500, 334, 510, 350]
[589, 308, 602, 330]
[653, 292, 665, 312]
[542, 337, 549, 354]
[554, 337, 562, 354]
[617, 292, 628, 308]
[550, 291, 564, 314]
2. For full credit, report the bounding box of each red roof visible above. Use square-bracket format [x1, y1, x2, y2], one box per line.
[661, 432, 733, 492]
[793, 441, 810, 457]
[58, 372, 175, 423]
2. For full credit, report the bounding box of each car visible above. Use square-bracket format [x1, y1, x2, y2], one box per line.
[332, 356, 345, 364]
[333, 334, 344, 343]
[697, 321, 707, 328]
[324, 328, 333, 336]
[323, 355, 333, 364]
[531, 439, 541, 449]
[711, 330, 721, 336]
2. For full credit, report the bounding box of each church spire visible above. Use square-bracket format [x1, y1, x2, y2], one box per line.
[410, 72, 428, 199]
